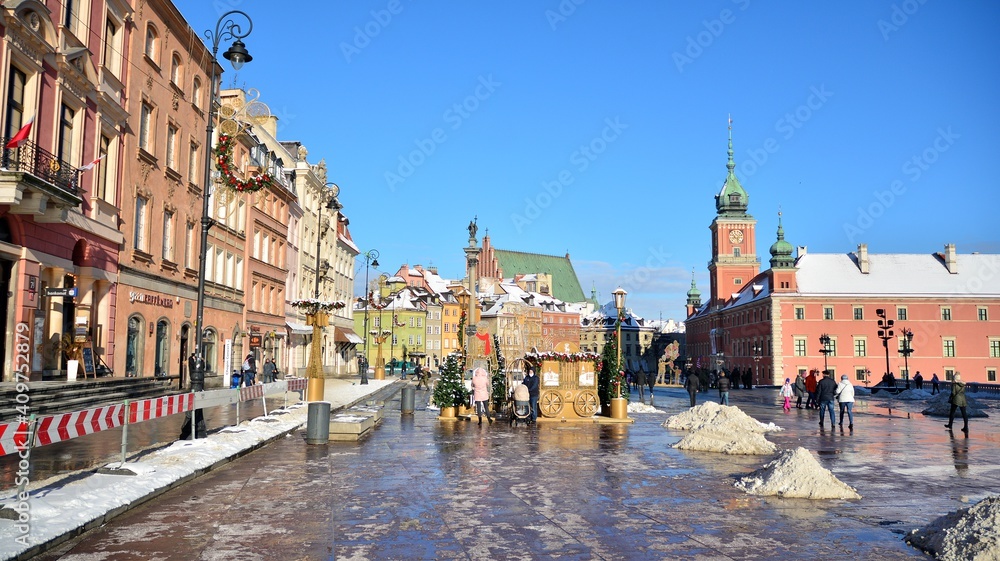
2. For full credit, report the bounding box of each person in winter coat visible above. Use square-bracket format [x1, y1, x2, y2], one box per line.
[241, 353, 256, 387]
[835, 374, 856, 429]
[816, 370, 838, 428]
[523, 368, 540, 423]
[931, 373, 940, 395]
[262, 359, 276, 384]
[635, 369, 647, 402]
[945, 373, 969, 434]
[805, 371, 819, 409]
[716, 371, 731, 406]
[793, 374, 806, 409]
[684, 372, 700, 407]
[471, 367, 493, 426]
[780, 378, 794, 412]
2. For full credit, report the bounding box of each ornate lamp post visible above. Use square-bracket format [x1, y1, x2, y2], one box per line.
[752, 343, 761, 386]
[900, 328, 914, 387]
[182, 10, 254, 440]
[818, 333, 832, 372]
[359, 249, 379, 385]
[304, 183, 339, 402]
[876, 308, 895, 384]
[610, 287, 628, 420]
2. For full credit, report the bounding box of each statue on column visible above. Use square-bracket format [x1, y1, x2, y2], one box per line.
[468, 217, 477, 240]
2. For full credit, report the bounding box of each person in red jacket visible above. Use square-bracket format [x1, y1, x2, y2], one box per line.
[805, 370, 819, 409]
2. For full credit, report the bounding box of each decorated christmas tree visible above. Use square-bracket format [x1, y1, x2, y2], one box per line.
[598, 330, 628, 412]
[433, 352, 469, 408]
[491, 334, 507, 414]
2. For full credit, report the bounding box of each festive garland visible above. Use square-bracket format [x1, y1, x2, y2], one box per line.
[290, 299, 346, 313]
[369, 329, 392, 338]
[214, 134, 275, 193]
[525, 351, 601, 363]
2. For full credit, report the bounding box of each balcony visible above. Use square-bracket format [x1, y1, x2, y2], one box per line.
[0, 139, 83, 217]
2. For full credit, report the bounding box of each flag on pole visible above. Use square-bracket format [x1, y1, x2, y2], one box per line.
[5, 117, 34, 149]
[80, 154, 106, 171]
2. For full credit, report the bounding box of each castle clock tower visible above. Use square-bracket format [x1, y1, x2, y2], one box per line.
[708, 122, 760, 307]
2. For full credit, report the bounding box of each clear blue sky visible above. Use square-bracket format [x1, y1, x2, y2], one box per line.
[174, 0, 997, 321]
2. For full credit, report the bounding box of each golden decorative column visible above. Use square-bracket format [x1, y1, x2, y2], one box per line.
[305, 310, 328, 401]
[373, 332, 389, 380]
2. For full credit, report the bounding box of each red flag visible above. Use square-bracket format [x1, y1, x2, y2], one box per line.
[80, 154, 106, 171]
[5, 116, 34, 149]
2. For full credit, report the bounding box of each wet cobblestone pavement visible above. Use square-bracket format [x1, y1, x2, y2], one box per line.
[36, 386, 1000, 560]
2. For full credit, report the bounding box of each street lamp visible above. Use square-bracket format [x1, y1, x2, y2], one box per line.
[313, 184, 339, 299]
[900, 328, 914, 386]
[183, 10, 254, 440]
[360, 249, 379, 385]
[876, 308, 895, 385]
[612, 287, 627, 399]
[818, 333, 832, 372]
[752, 343, 761, 387]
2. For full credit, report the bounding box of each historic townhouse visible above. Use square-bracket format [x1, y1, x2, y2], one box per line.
[0, 0, 129, 381]
[685, 134, 1000, 385]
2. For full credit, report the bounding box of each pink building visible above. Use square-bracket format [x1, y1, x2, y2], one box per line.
[686, 137, 1000, 385]
[0, 0, 129, 381]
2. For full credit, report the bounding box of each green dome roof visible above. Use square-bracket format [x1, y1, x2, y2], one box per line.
[715, 133, 749, 217]
[686, 270, 702, 305]
[769, 213, 795, 269]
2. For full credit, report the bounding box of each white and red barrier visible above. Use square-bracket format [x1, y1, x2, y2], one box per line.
[35, 404, 126, 447]
[287, 378, 307, 392]
[0, 421, 30, 456]
[239, 384, 265, 402]
[128, 394, 194, 424]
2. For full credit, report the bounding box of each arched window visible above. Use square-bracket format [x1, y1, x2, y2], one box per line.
[170, 53, 182, 86]
[192, 77, 202, 109]
[144, 25, 158, 61]
[203, 328, 217, 375]
[155, 319, 169, 376]
[126, 315, 144, 377]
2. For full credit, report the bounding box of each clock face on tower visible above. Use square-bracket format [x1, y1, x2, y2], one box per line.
[729, 229, 744, 244]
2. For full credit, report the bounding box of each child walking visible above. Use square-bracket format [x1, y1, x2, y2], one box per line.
[780, 378, 794, 412]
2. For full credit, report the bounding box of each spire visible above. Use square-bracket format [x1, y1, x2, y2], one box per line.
[686, 268, 702, 306]
[716, 116, 749, 216]
[727, 114, 735, 175]
[769, 210, 795, 268]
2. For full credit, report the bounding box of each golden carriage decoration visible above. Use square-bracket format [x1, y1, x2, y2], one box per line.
[525, 349, 601, 420]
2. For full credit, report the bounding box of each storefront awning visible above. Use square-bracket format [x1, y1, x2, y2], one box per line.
[334, 327, 364, 345]
[286, 321, 311, 335]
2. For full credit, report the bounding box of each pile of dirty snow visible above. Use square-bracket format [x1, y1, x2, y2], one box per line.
[905, 495, 1000, 560]
[921, 391, 990, 418]
[892, 388, 935, 400]
[663, 401, 782, 433]
[628, 402, 664, 414]
[853, 386, 871, 396]
[734, 447, 861, 500]
[674, 426, 777, 455]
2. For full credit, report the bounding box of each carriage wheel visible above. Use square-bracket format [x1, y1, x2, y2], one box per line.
[539, 390, 563, 417]
[574, 390, 599, 417]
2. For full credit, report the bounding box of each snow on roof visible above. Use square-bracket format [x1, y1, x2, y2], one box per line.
[796, 252, 1000, 297]
[422, 270, 450, 294]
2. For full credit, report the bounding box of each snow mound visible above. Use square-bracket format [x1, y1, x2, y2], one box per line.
[628, 402, 664, 414]
[853, 386, 871, 396]
[893, 388, 935, 400]
[674, 426, 777, 455]
[734, 447, 862, 500]
[905, 495, 1000, 560]
[921, 392, 990, 418]
[663, 401, 782, 433]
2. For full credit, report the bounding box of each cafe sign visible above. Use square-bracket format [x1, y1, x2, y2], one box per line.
[129, 291, 174, 308]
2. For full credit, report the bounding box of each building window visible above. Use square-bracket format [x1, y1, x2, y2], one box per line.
[162, 211, 174, 261]
[794, 338, 807, 357]
[134, 196, 148, 251]
[733, 247, 741, 257]
[823, 306, 834, 320]
[988, 369, 997, 383]
[188, 142, 199, 184]
[5, 66, 26, 140]
[941, 307, 952, 321]
[144, 26, 158, 61]
[854, 338, 866, 357]
[125, 316, 144, 377]
[990, 339, 1000, 359]
[165, 125, 177, 169]
[897, 307, 907, 321]
[204, 329, 217, 375]
[103, 19, 118, 74]
[943, 339, 956, 358]
[855, 368, 868, 383]
[794, 307, 805, 320]
[139, 103, 153, 152]
[58, 104, 75, 164]
[979, 307, 989, 321]
[828, 339, 838, 357]
[853, 307, 863, 320]
[416, 335, 422, 346]
[734, 278, 743, 285]
[944, 369, 955, 381]
[192, 78, 202, 110]
[170, 53, 182, 86]
[392, 335, 398, 346]
[96, 134, 111, 201]
[184, 222, 194, 269]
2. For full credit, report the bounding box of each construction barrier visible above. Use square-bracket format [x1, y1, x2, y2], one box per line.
[0, 379, 307, 457]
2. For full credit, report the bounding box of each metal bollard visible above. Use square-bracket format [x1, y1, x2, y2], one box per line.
[305, 401, 331, 445]
[400, 385, 415, 415]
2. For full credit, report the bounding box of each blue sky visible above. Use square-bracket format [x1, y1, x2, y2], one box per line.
[174, 0, 997, 321]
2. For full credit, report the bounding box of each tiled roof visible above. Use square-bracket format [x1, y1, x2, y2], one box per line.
[493, 249, 586, 303]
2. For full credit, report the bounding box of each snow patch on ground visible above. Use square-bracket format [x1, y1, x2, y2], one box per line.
[735, 447, 862, 500]
[891, 388, 935, 400]
[674, 426, 777, 455]
[905, 495, 1000, 560]
[628, 402, 664, 414]
[921, 392, 990, 418]
[663, 402, 782, 434]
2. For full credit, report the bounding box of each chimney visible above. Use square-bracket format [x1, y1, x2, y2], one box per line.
[857, 243, 869, 274]
[796, 246, 807, 258]
[945, 243, 957, 274]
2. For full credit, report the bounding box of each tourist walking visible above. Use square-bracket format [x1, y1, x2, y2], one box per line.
[835, 374, 855, 430]
[793, 373, 806, 409]
[944, 373, 969, 435]
[635, 369, 646, 402]
[931, 373, 940, 395]
[262, 358, 276, 384]
[913, 371, 924, 390]
[816, 370, 838, 428]
[805, 370, 819, 409]
[780, 378, 794, 412]
[241, 353, 257, 387]
[685, 372, 700, 407]
[471, 367, 493, 426]
[716, 371, 731, 406]
[523, 368, 540, 424]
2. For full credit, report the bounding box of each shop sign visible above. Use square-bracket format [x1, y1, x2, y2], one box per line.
[44, 287, 77, 298]
[249, 334, 262, 349]
[129, 291, 174, 308]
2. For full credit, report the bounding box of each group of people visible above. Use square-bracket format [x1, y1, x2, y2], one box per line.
[779, 371, 855, 429]
[472, 367, 542, 426]
[232, 354, 279, 388]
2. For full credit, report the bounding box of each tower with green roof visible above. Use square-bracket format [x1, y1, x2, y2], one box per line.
[768, 212, 798, 293]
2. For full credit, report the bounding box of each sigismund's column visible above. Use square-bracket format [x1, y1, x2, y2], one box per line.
[463, 220, 480, 358]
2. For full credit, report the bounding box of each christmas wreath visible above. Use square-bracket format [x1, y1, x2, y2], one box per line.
[214, 134, 274, 193]
[290, 299, 346, 313]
